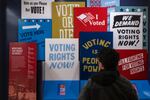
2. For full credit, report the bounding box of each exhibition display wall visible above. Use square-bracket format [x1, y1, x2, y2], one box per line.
[0, 0, 149, 100]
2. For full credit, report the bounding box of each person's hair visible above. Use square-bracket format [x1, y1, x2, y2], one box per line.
[96, 47, 120, 71]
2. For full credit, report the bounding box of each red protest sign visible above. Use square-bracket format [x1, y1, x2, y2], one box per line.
[74, 7, 107, 38]
[117, 50, 148, 80]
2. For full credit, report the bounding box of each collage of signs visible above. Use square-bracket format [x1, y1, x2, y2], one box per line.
[15, 0, 149, 99]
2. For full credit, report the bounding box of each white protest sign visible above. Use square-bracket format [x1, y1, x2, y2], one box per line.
[110, 12, 143, 49]
[21, 0, 54, 19]
[45, 39, 79, 80]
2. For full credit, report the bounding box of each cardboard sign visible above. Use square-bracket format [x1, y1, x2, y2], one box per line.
[21, 0, 54, 19]
[9, 42, 37, 100]
[43, 39, 79, 100]
[74, 7, 107, 38]
[18, 19, 52, 60]
[116, 6, 148, 50]
[52, 2, 85, 38]
[117, 50, 148, 80]
[110, 12, 143, 49]
[79, 32, 113, 80]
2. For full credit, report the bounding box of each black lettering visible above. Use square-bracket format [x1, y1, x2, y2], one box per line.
[143, 21, 147, 26]
[143, 28, 147, 33]
[113, 15, 141, 28]
[117, 29, 121, 34]
[31, 6, 42, 14]
[128, 41, 136, 46]
[143, 42, 146, 47]
[118, 41, 136, 46]
[118, 41, 124, 46]
[143, 35, 146, 40]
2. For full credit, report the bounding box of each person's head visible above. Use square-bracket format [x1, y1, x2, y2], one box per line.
[96, 47, 120, 71]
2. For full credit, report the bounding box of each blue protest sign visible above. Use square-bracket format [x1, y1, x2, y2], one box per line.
[131, 80, 150, 100]
[79, 32, 113, 80]
[18, 19, 52, 60]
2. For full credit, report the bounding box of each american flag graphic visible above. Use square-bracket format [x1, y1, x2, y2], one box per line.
[77, 12, 95, 26]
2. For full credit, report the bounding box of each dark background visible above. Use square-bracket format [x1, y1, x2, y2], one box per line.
[0, 0, 149, 100]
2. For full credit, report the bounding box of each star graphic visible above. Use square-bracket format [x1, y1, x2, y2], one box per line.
[32, 20, 35, 22]
[125, 8, 130, 12]
[24, 20, 27, 22]
[143, 15, 147, 19]
[137, 8, 141, 12]
[47, 20, 50, 22]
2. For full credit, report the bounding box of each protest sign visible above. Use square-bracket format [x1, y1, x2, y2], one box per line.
[110, 12, 143, 49]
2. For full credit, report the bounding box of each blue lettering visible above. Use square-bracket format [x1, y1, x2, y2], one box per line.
[49, 53, 75, 60]
[70, 53, 75, 60]
[49, 62, 74, 69]
[49, 44, 76, 52]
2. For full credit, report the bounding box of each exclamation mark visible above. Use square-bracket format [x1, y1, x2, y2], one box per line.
[96, 14, 98, 20]
[135, 40, 139, 46]
[42, 7, 44, 14]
